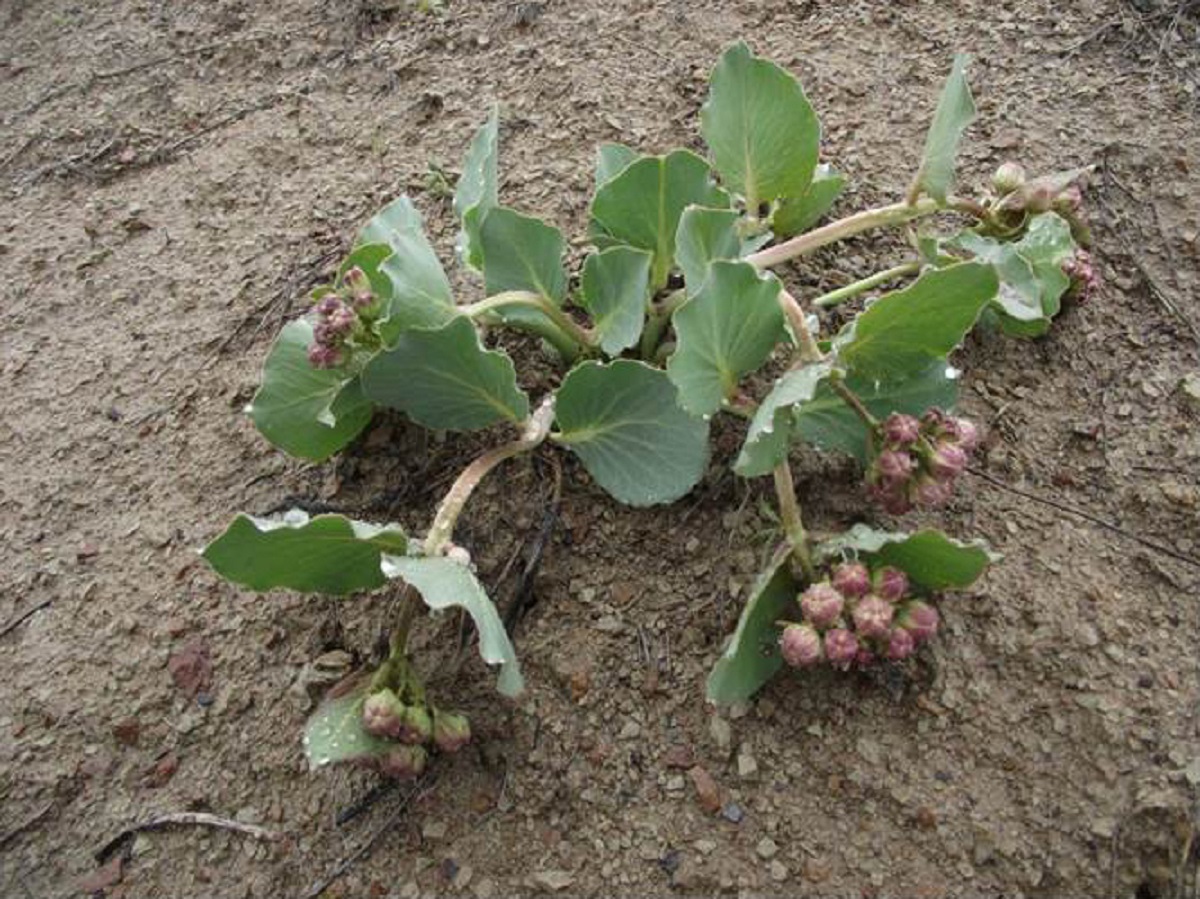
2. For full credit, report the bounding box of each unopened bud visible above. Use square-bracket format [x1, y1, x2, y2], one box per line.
[396, 704, 433, 745]
[869, 482, 913, 516]
[378, 744, 427, 780]
[823, 628, 858, 670]
[852, 595, 894, 639]
[831, 562, 871, 599]
[316, 296, 341, 316]
[897, 600, 940, 643]
[875, 448, 915, 485]
[779, 623, 823, 668]
[913, 475, 953, 508]
[362, 688, 406, 739]
[881, 413, 920, 447]
[307, 342, 343, 370]
[951, 417, 979, 452]
[799, 582, 844, 629]
[991, 162, 1026, 196]
[432, 709, 472, 753]
[885, 627, 916, 661]
[343, 266, 369, 292]
[929, 443, 968, 480]
[873, 566, 909, 603]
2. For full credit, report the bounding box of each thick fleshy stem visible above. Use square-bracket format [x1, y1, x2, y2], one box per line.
[462, 291, 594, 361]
[773, 461, 814, 580]
[813, 261, 921, 308]
[776, 288, 823, 364]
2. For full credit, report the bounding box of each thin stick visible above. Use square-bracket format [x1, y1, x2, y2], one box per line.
[0, 599, 52, 640]
[95, 812, 281, 863]
[830, 377, 879, 429]
[968, 467, 1200, 571]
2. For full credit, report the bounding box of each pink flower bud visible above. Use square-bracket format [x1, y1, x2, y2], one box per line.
[881, 413, 920, 447]
[852, 595, 894, 639]
[875, 449, 915, 484]
[326, 306, 358, 337]
[869, 482, 913, 516]
[352, 290, 376, 310]
[913, 475, 953, 508]
[362, 688, 407, 739]
[307, 341, 343, 370]
[823, 628, 858, 670]
[378, 744, 428, 780]
[951, 417, 979, 452]
[885, 627, 916, 661]
[873, 566, 909, 603]
[897, 601, 939, 643]
[1053, 185, 1082, 214]
[779, 623, 823, 668]
[831, 562, 871, 599]
[799, 582, 844, 629]
[431, 709, 472, 753]
[396, 704, 433, 745]
[316, 296, 341, 316]
[929, 443, 967, 480]
[343, 266, 368, 291]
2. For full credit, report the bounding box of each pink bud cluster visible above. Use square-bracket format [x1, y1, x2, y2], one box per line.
[361, 685, 471, 779]
[867, 409, 978, 515]
[306, 266, 382, 370]
[779, 561, 940, 672]
[1062, 249, 1098, 304]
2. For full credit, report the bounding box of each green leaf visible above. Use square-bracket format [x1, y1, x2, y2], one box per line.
[553, 360, 710, 507]
[700, 41, 820, 210]
[706, 547, 799, 705]
[771, 164, 846, 237]
[595, 141, 640, 187]
[247, 320, 374, 461]
[478, 206, 568, 303]
[361, 316, 529, 430]
[816, 525, 998, 592]
[578, 246, 653, 356]
[837, 262, 998, 381]
[667, 261, 785, 416]
[382, 555, 523, 697]
[794, 363, 960, 463]
[203, 510, 407, 595]
[912, 55, 975, 203]
[355, 196, 457, 340]
[453, 107, 499, 270]
[675, 205, 742, 295]
[589, 149, 729, 289]
[303, 679, 395, 770]
[734, 361, 834, 477]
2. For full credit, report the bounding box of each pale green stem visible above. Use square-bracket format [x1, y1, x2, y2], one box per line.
[813, 261, 921, 308]
[640, 288, 688, 360]
[463, 291, 595, 359]
[773, 461, 814, 580]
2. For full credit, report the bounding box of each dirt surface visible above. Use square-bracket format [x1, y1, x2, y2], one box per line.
[3, 1, 1200, 897]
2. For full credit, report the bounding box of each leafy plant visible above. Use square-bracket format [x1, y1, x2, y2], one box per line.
[204, 43, 1096, 777]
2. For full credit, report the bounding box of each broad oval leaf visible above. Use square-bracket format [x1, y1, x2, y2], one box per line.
[203, 510, 408, 595]
[303, 677, 393, 770]
[816, 525, 998, 592]
[675, 205, 742, 295]
[912, 55, 975, 204]
[771, 164, 846, 237]
[453, 107, 499, 270]
[595, 141, 640, 187]
[382, 555, 523, 697]
[706, 547, 799, 705]
[837, 262, 998, 381]
[361, 316, 529, 430]
[553, 360, 710, 507]
[247, 319, 374, 461]
[667, 261, 785, 417]
[794, 362, 960, 463]
[589, 149, 730, 289]
[734, 361, 834, 477]
[701, 42, 820, 211]
[355, 196, 457, 340]
[478, 206, 568, 303]
[579, 246, 653, 356]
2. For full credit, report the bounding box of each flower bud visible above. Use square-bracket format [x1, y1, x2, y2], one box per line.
[799, 582, 844, 629]
[307, 341, 343, 370]
[362, 688, 406, 739]
[991, 162, 1026, 196]
[897, 600, 939, 643]
[873, 566, 909, 603]
[396, 704, 433, 745]
[929, 443, 968, 480]
[913, 475, 953, 508]
[852, 595, 894, 639]
[343, 266, 369, 292]
[881, 413, 920, 447]
[779, 623, 823, 668]
[831, 562, 871, 599]
[378, 744, 428, 780]
[1053, 184, 1082, 215]
[951, 417, 979, 452]
[875, 449, 916, 485]
[326, 306, 358, 337]
[869, 482, 913, 516]
[352, 290, 376, 310]
[823, 628, 858, 670]
[315, 296, 341, 316]
[432, 709, 472, 753]
[885, 627, 916, 661]
[854, 647, 876, 668]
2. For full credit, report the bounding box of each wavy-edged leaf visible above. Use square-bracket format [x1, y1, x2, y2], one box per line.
[837, 262, 998, 381]
[595, 141, 640, 187]
[675, 206, 742, 295]
[553, 360, 710, 507]
[667, 261, 785, 416]
[303, 678, 393, 770]
[734, 361, 834, 477]
[355, 196, 457, 340]
[706, 547, 799, 705]
[700, 41, 820, 210]
[579, 246, 652, 356]
[817, 525, 999, 592]
[912, 55, 975, 203]
[361, 316, 529, 430]
[203, 510, 407, 595]
[794, 363, 960, 463]
[247, 319, 373, 461]
[453, 107, 499, 270]
[772, 164, 846, 237]
[382, 555, 523, 696]
[589, 149, 729, 289]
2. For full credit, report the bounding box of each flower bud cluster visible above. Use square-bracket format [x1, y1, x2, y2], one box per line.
[306, 266, 384, 370]
[779, 561, 940, 671]
[866, 410, 978, 515]
[1062, 248, 1098, 304]
[360, 681, 471, 779]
